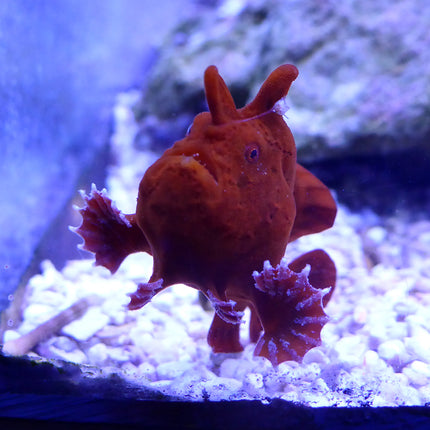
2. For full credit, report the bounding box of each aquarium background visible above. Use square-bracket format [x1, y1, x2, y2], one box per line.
[1, 0, 430, 422]
[0, 0, 193, 317]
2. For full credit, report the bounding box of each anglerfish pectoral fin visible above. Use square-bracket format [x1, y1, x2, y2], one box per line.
[71, 185, 150, 274]
[206, 292, 246, 353]
[207, 310, 245, 354]
[252, 252, 335, 366]
[128, 278, 164, 310]
[206, 290, 245, 325]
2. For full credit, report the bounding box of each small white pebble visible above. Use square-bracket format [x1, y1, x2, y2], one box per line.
[353, 305, 368, 324]
[418, 385, 430, 404]
[87, 343, 109, 365]
[22, 304, 57, 326]
[403, 361, 430, 387]
[333, 335, 367, 367]
[405, 329, 430, 363]
[156, 361, 193, 380]
[378, 339, 408, 368]
[377, 378, 422, 406]
[303, 347, 330, 365]
[107, 346, 134, 363]
[243, 372, 264, 396]
[137, 362, 157, 381]
[263, 371, 286, 394]
[51, 336, 79, 353]
[62, 308, 109, 341]
[366, 226, 387, 244]
[363, 350, 381, 369]
[219, 357, 242, 379]
[44, 344, 87, 364]
[202, 377, 243, 401]
[280, 390, 299, 403]
[3, 330, 21, 343]
[303, 378, 332, 407]
[101, 299, 128, 325]
[150, 380, 174, 392]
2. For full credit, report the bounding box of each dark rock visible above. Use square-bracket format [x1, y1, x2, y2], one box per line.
[136, 0, 430, 160]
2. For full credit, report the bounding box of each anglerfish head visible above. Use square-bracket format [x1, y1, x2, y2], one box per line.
[136, 65, 300, 285]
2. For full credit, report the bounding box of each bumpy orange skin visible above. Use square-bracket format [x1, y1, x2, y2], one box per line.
[75, 64, 338, 365]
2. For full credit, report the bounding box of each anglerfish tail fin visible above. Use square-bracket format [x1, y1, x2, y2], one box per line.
[71, 185, 150, 274]
[252, 253, 335, 366]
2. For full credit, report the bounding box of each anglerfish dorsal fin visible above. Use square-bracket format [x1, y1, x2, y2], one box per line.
[241, 64, 299, 118]
[204, 65, 239, 125]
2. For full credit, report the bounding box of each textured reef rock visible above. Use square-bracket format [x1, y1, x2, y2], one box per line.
[136, 0, 430, 161]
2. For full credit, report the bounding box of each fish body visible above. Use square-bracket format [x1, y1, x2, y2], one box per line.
[74, 64, 337, 365]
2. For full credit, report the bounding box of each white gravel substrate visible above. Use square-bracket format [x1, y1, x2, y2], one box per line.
[4, 91, 430, 406]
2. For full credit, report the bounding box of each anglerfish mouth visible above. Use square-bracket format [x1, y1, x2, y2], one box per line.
[180, 152, 219, 184]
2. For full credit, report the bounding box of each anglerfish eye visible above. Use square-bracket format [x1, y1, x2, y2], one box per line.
[244, 143, 260, 163]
